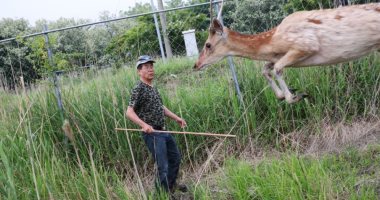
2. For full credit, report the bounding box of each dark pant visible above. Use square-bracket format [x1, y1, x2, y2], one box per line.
[143, 132, 181, 192]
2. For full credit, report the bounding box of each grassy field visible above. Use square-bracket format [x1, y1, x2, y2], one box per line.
[0, 55, 379, 199]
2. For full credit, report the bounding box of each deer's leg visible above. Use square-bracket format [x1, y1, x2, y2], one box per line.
[273, 50, 311, 103]
[262, 62, 285, 99]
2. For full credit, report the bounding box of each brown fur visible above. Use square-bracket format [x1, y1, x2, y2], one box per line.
[229, 28, 276, 53]
[334, 15, 344, 20]
[307, 19, 322, 24]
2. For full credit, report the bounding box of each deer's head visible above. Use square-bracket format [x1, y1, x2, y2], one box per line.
[194, 18, 230, 70]
[194, 0, 228, 70]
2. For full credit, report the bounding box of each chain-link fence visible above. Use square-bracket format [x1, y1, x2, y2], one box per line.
[0, 1, 214, 92]
[1, 0, 379, 92]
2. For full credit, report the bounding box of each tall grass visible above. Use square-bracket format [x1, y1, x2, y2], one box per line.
[219, 145, 380, 200]
[0, 54, 379, 199]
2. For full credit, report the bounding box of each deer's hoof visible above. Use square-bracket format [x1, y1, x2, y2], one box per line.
[288, 88, 297, 94]
[291, 96, 302, 103]
[292, 93, 308, 102]
[299, 93, 309, 99]
[285, 93, 308, 104]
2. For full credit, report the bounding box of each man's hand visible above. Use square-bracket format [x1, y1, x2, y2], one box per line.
[127, 107, 154, 133]
[162, 106, 187, 128]
[176, 118, 187, 128]
[142, 124, 154, 133]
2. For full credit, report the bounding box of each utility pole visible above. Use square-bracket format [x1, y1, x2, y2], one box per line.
[157, 0, 173, 58]
[150, 0, 166, 61]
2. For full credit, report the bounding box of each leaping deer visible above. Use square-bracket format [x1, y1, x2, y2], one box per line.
[194, 1, 380, 104]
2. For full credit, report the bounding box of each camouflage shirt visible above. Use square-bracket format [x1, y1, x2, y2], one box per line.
[128, 81, 165, 128]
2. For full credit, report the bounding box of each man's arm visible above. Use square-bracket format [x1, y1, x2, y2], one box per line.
[126, 106, 154, 133]
[163, 106, 187, 128]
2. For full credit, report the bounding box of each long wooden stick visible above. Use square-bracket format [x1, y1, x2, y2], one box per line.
[115, 128, 236, 138]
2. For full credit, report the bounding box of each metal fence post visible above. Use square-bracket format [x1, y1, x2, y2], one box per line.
[43, 25, 65, 119]
[43, 25, 53, 65]
[227, 57, 244, 106]
[53, 71, 65, 120]
[150, 0, 166, 62]
[213, 1, 244, 107]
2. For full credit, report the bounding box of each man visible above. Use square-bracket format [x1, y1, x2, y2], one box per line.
[126, 55, 187, 193]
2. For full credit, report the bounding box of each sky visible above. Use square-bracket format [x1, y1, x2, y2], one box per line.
[0, 0, 152, 26]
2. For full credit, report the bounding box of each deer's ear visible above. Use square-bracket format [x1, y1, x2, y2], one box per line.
[211, 18, 223, 34]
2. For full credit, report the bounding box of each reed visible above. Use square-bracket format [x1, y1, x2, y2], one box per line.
[0, 54, 379, 199]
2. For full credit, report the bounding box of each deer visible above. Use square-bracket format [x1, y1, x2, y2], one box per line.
[194, 1, 380, 104]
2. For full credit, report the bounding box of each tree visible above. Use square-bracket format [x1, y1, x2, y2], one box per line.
[284, 0, 380, 12]
[51, 18, 90, 68]
[284, 0, 333, 12]
[165, 0, 184, 8]
[106, 12, 160, 66]
[230, 0, 288, 34]
[166, 7, 209, 55]
[0, 18, 39, 90]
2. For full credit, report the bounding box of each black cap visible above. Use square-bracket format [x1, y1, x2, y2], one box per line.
[136, 55, 155, 68]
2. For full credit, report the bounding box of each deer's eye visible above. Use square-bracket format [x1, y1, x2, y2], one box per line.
[205, 43, 211, 49]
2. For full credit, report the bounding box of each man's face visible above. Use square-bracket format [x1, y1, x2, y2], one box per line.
[138, 62, 155, 81]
